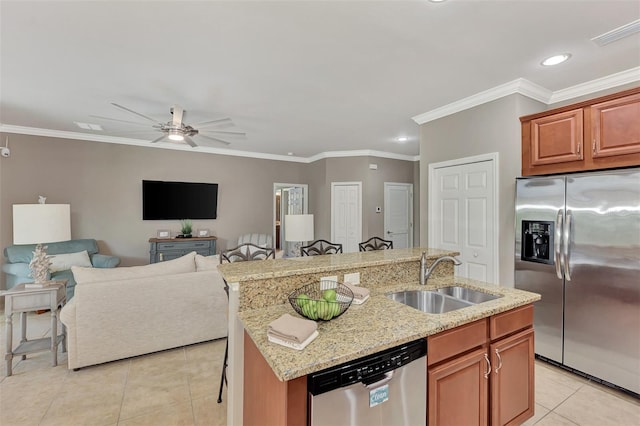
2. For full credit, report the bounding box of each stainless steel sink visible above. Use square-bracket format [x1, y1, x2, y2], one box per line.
[386, 290, 474, 314]
[435, 286, 502, 304]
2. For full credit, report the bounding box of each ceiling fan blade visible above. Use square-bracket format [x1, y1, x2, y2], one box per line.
[193, 117, 232, 127]
[197, 134, 231, 146]
[111, 103, 160, 124]
[172, 105, 184, 126]
[89, 115, 150, 127]
[200, 129, 246, 136]
[183, 135, 198, 148]
[150, 134, 167, 143]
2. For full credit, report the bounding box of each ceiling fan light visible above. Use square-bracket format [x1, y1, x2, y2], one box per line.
[168, 130, 184, 141]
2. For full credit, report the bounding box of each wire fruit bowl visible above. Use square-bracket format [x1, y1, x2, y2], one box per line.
[288, 281, 354, 321]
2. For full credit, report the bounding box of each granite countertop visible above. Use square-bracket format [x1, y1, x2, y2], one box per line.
[218, 247, 456, 283]
[239, 277, 541, 382]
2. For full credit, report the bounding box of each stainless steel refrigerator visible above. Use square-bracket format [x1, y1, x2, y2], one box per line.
[515, 168, 640, 395]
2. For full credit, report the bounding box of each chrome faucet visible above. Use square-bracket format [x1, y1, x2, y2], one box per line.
[420, 252, 462, 285]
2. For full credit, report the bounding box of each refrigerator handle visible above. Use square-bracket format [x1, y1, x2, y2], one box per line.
[564, 210, 572, 282]
[555, 209, 564, 279]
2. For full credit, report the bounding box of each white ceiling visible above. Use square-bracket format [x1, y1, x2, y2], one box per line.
[1, 1, 639, 161]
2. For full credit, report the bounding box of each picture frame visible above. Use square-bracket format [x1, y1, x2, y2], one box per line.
[196, 229, 210, 237]
[157, 229, 171, 239]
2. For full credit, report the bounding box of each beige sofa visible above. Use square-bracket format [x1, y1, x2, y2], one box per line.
[60, 251, 228, 369]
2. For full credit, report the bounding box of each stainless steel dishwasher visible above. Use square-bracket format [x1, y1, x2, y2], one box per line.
[308, 339, 427, 426]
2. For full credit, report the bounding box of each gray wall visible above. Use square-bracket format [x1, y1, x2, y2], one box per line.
[419, 94, 545, 287]
[305, 156, 418, 244]
[0, 133, 416, 290]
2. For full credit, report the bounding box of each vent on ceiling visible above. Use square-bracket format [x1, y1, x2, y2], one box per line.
[591, 19, 640, 47]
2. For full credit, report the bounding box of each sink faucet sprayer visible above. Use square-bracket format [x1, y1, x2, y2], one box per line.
[420, 252, 462, 285]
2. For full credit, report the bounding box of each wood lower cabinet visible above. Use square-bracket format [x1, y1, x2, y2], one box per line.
[427, 305, 535, 426]
[521, 87, 640, 176]
[490, 328, 534, 426]
[428, 347, 489, 426]
[243, 304, 534, 426]
[244, 332, 307, 426]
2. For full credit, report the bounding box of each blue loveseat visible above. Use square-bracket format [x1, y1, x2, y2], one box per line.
[3, 239, 120, 300]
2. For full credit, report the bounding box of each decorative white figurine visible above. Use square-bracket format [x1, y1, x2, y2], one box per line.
[38, 195, 47, 204]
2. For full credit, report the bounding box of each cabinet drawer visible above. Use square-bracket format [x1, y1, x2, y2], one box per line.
[157, 241, 211, 250]
[490, 304, 533, 341]
[428, 319, 487, 366]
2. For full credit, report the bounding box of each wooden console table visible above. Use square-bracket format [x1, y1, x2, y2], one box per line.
[149, 236, 217, 263]
[1, 280, 67, 376]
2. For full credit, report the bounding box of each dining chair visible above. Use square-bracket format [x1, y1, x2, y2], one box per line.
[300, 239, 343, 256]
[217, 243, 275, 403]
[358, 236, 393, 251]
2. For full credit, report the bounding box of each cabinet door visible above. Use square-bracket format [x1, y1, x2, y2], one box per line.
[530, 109, 583, 166]
[590, 92, 640, 159]
[428, 347, 489, 426]
[490, 328, 534, 426]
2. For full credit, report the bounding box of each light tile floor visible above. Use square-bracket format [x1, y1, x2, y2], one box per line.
[1, 310, 638, 425]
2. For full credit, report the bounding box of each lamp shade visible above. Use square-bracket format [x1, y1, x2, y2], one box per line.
[284, 214, 314, 242]
[13, 204, 71, 244]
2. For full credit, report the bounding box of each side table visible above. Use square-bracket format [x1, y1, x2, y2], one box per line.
[1, 280, 67, 376]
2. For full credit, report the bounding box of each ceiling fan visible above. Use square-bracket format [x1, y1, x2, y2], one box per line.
[91, 103, 245, 147]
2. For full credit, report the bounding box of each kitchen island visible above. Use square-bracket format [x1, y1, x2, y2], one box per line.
[218, 248, 540, 426]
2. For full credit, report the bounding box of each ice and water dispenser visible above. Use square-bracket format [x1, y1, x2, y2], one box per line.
[521, 220, 554, 264]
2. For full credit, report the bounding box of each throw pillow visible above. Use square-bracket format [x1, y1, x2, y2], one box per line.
[195, 254, 220, 271]
[72, 251, 197, 285]
[49, 250, 92, 273]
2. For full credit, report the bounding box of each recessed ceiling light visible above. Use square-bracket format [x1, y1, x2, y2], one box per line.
[396, 136, 408, 143]
[287, 152, 294, 156]
[429, 0, 447, 2]
[541, 53, 571, 66]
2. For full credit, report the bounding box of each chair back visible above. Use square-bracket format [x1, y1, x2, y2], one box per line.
[300, 239, 343, 256]
[237, 233, 273, 248]
[220, 243, 276, 263]
[359, 237, 393, 252]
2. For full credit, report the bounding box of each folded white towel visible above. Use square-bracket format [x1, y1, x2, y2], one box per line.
[343, 283, 370, 300]
[268, 313, 318, 343]
[268, 330, 319, 350]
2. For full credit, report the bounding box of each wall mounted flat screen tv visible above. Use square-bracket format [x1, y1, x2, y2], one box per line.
[143, 180, 218, 220]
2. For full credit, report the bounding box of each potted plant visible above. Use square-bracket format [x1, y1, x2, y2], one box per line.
[180, 219, 193, 238]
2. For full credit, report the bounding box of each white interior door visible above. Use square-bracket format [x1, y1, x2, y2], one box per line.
[429, 154, 497, 283]
[331, 182, 362, 253]
[384, 183, 413, 248]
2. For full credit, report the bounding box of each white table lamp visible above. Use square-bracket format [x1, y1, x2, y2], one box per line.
[13, 204, 71, 285]
[284, 214, 314, 257]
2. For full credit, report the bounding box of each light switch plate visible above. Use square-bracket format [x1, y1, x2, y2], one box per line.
[320, 276, 338, 289]
[344, 272, 360, 284]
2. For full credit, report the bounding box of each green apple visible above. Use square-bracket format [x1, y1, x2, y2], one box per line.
[322, 289, 337, 302]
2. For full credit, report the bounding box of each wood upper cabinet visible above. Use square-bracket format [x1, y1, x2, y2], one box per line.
[530, 108, 583, 167]
[588, 92, 640, 160]
[521, 87, 640, 176]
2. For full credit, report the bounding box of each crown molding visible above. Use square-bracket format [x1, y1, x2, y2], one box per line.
[308, 150, 419, 163]
[411, 79, 552, 125]
[0, 124, 418, 163]
[412, 67, 640, 124]
[549, 66, 640, 104]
